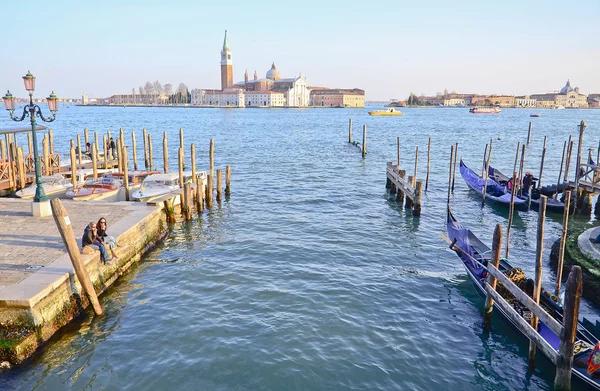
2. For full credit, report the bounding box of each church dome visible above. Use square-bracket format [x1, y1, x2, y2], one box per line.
[560, 79, 574, 94]
[266, 62, 280, 81]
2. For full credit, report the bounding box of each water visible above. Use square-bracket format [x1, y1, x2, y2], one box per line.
[2, 106, 600, 390]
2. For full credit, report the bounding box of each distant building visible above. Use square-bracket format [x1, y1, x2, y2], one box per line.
[309, 88, 365, 107]
[82, 92, 88, 105]
[515, 95, 536, 108]
[531, 80, 588, 108]
[588, 94, 600, 108]
[470, 95, 515, 107]
[443, 98, 466, 106]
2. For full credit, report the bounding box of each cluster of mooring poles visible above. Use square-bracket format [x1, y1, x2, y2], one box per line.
[347, 119, 367, 158]
[385, 136, 426, 216]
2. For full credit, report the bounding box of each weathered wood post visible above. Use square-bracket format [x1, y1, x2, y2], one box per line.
[216, 169, 223, 202]
[6, 138, 14, 189]
[131, 130, 138, 170]
[518, 144, 527, 197]
[452, 142, 458, 192]
[564, 136, 573, 184]
[362, 125, 367, 158]
[198, 180, 205, 213]
[447, 145, 454, 205]
[206, 174, 213, 209]
[191, 144, 198, 208]
[528, 195, 547, 371]
[77, 134, 82, 165]
[116, 139, 122, 173]
[405, 175, 414, 209]
[119, 128, 125, 158]
[179, 128, 185, 169]
[555, 191, 571, 297]
[425, 137, 431, 191]
[397, 136, 401, 167]
[397, 170, 406, 203]
[574, 120, 586, 210]
[225, 166, 231, 197]
[0, 139, 5, 161]
[413, 181, 424, 216]
[554, 266, 582, 390]
[103, 135, 108, 169]
[538, 136, 547, 189]
[482, 143, 489, 177]
[94, 132, 99, 161]
[555, 141, 567, 199]
[527, 121, 532, 144]
[483, 224, 503, 330]
[164, 199, 176, 223]
[178, 147, 184, 189]
[42, 135, 50, 175]
[505, 171, 518, 259]
[183, 182, 192, 221]
[27, 132, 32, 155]
[413, 146, 419, 181]
[122, 146, 130, 201]
[148, 134, 154, 171]
[84, 128, 89, 145]
[163, 132, 169, 174]
[482, 140, 493, 206]
[48, 128, 54, 155]
[91, 143, 98, 180]
[209, 138, 215, 178]
[50, 199, 103, 316]
[143, 128, 148, 169]
[348, 119, 352, 143]
[17, 147, 25, 189]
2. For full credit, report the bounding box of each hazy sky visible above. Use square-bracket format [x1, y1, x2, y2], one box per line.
[2, 0, 599, 100]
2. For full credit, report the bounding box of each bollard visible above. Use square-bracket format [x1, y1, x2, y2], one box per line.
[413, 181, 424, 216]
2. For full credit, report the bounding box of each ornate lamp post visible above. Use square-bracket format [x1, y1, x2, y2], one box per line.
[3, 71, 58, 212]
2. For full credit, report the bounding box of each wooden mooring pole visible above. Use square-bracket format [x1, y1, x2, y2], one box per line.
[505, 171, 517, 259]
[225, 166, 231, 197]
[209, 138, 215, 178]
[217, 169, 223, 202]
[447, 145, 454, 205]
[84, 128, 89, 145]
[77, 134, 82, 165]
[405, 176, 414, 209]
[555, 141, 567, 199]
[555, 191, 571, 297]
[518, 144, 527, 197]
[538, 136, 547, 189]
[452, 142, 458, 192]
[482, 140, 493, 206]
[163, 132, 169, 174]
[178, 147, 184, 189]
[527, 121, 532, 144]
[123, 146, 130, 201]
[50, 199, 103, 316]
[183, 182, 192, 221]
[179, 128, 185, 169]
[528, 195, 547, 371]
[148, 134, 154, 171]
[482, 143, 488, 178]
[425, 137, 431, 191]
[191, 144, 198, 209]
[94, 132, 99, 161]
[413, 146, 419, 182]
[206, 174, 213, 209]
[42, 135, 49, 176]
[92, 143, 98, 180]
[483, 224, 503, 330]
[397, 136, 400, 167]
[70, 144, 77, 189]
[143, 128, 148, 169]
[348, 119, 352, 143]
[564, 136, 573, 184]
[397, 170, 406, 204]
[362, 125, 367, 158]
[49, 129, 54, 155]
[131, 130, 138, 170]
[103, 135, 108, 169]
[574, 120, 586, 210]
[413, 181, 423, 216]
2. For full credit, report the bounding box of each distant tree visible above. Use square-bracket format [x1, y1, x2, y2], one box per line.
[164, 83, 173, 96]
[407, 93, 420, 106]
[484, 99, 492, 106]
[444, 88, 449, 99]
[174, 83, 189, 104]
[139, 86, 144, 96]
[144, 81, 154, 97]
[153, 81, 163, 105]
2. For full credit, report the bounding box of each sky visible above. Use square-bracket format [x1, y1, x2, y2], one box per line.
[2, 0, 599, 101]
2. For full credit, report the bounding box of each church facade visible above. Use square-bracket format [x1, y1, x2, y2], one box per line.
[191, 31, 313, 108]
[530, 80, 588, 108]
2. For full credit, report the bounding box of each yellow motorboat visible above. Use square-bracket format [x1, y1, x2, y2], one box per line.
[368, 108, 403, 116]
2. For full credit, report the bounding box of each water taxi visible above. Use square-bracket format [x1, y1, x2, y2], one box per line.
[368, 108, 403, 116]
[15, 174, 73, 199]
[469, 107, 501, 114]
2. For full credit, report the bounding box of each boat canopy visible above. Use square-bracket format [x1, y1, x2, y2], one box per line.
[0, 125, 47, 135]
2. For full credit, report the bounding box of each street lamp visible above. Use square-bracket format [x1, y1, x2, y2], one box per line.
[3, 71, 58, 212]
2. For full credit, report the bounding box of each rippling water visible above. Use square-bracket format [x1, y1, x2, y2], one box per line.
[2, 106, 600, 390]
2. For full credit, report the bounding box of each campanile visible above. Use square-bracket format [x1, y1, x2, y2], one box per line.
[220, 30, 233, 90]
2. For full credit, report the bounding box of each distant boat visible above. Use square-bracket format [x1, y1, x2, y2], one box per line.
[469, 107, 501, 114]
[530, 114, 542, 117]
[555, 105, 565, 110]
[368, 108, 403, 116]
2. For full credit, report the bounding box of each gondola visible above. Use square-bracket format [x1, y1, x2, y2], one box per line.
[459, 160, 528, 209]
[446, 207, 600, 389]
[487, 166, 568, 213]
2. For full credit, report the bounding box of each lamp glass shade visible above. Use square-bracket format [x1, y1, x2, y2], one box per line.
[2, 91, 15, 111]
[46, 91, 59, 112]
[23, 71, 35, 91]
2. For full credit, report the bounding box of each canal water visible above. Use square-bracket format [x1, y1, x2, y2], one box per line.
[2, 106, 600, 390]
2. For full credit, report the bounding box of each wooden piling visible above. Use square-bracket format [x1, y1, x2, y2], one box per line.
[348, 119, 353, 143]
[555, 141, 567, 199]
[164, 198, 176, 223]
[42, 135, 50, 176]
[481, 143, 488, 178]
[483, 224, 503, 330]
[143, 128, 148, 169]
[452, 142, 458, 192]
[425, 137, 431, 191]
[48, 128, 54, 155]
[397, 170, 406, 203]
[505, 171, 518, 259]
[413, 181, 423, 216]
[94, 132, 99, 161]
[191, 143, 198, 205]
[216, 169, 223, 202]
[574, 121, 586, 210]
[131, 130, 138, 170]
[119, 128, 125, 156]
[179, 128, 184, 149]
[528, 195, 547, 371]
[482, 140, 493, 206]
[27, 132, 32, 156]
[0, 139, 5, 161]
[414, 146, 419, 181]
[50, 199, 103, 316]
[527, 121, 532, 144]
[123, 146, 130, 201]
[178, 147, 184, 188]
[209, 138, 215, 178]
[554, 190, 572, 297]
[362, 125, 367, 158]
[538, 136, 547, 189]
[163, 132, 169, 174]
[70, 144, 77, 194]
[198, 180, 205, 213]
[405, 176, 414, 208]
[116, 139, 122, 173]
[447, 145, 454, 205]
[91, 143, 98, 180]
[564, 136, 573, 184]
[17, 147, 25, 189]
[103, 135, 108, 169]
[183, 183, 192, 221]
[148, 134, 154, 171]
[225, 166, 231, 197]
[206, 174, 213, 209]
[397, 136, 400, 167]
[518, 144, 527, 196]
[77, 134, 82, 165]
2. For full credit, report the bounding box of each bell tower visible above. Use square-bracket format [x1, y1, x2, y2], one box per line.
[220, 30, 233, 90]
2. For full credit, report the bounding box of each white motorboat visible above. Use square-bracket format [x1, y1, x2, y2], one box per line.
[15, 174, 73, 199]
[131, 173, 180, 202]
[66, 174, 123, 201]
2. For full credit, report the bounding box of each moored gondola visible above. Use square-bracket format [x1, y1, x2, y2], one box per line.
[446, 206, 600, 389]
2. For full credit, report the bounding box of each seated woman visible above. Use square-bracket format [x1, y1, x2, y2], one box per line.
[81, 222, 112, 264]
[97, 217, 119, 260]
